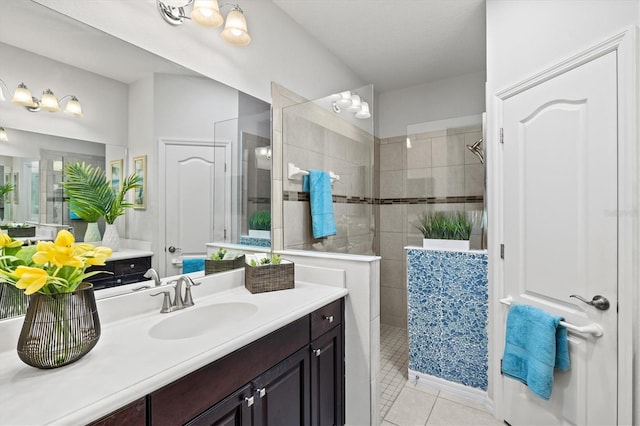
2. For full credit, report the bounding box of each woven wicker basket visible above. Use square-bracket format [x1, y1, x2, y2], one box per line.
[5, 226, 36, 238]
[244, 260, 294, 294]
[205, 255, 246, 275]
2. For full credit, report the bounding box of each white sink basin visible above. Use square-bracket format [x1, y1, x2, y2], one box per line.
[148, 302, 258, 340]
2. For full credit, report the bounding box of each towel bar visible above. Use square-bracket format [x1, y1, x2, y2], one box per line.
[287, 162, 339, 182]
[499, 297, 604, 337]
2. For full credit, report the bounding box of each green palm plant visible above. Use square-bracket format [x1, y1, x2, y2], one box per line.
[0, 183, 15, 203]
[61, 162, 142, 224]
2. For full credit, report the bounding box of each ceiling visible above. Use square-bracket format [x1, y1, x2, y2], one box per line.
[271, 0, 486, 93]
[1, 1, 486, 94]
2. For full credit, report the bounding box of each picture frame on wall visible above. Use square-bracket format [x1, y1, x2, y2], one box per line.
[12, 173, 18, 204]
[133, 155, 146, 209]
[110, 159, 123, 193]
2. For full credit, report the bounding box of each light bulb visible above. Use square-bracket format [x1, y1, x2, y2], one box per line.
[40, 89, 61, 112]
[355, 101, 371, 119]
[191, 0, 223, 27]
[11, 83, 34, 107]
[64, 96, 83, 117]
[221, 8, 251, 46]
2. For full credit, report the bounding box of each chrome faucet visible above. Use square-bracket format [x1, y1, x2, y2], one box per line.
[143, 268, 162, 286]
[151, 275, 201, 313]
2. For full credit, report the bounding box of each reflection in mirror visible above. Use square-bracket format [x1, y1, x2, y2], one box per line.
[214, 93, 271, 249]
[0, 1, 271, 321]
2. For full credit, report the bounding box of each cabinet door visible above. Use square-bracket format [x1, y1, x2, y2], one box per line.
[310, 326, 343, 426]
[252, 347, 310, 426]
[186, 384, 253, 426]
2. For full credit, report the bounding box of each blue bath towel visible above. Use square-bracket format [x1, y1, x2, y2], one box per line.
[302, 170, 336, 239]
[501, 304, 570, 400]
[182, 257, 205, 274]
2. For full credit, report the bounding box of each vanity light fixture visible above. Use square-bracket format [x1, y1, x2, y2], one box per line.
[157, 0, 251, 46]
[330, 91, 372, 120]
[0, 78, 83, 117]
[0, 127, 8, 142]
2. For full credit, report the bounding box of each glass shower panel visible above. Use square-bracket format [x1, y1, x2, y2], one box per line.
[282, 84, 375, 255]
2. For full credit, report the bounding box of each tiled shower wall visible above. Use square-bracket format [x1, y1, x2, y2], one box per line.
[377, 125, 484, 328]
[282, 99, 375, 255]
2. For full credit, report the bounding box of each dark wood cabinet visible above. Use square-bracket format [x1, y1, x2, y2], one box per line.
[87, 256, 152, 290]
[311, 325, 343, 426]
[253, 346, 311, 426]
[88, 397, 146, 426]
[186, 385, 254, 426]
[91, 298, 344, 426]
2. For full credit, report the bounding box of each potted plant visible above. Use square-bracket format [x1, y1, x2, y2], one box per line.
[248, 210, 271, 239]
[244, 253, 294, 294]
[0, 229, 112, 368]
[413, 211, 473, 251]
[205, 248, 245, 275]
[0, 183, 14, 204]
[61, 162, 142, 250]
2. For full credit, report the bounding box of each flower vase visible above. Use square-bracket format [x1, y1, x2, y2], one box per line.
[102, 223, 120, 251]
[83, 222, 101, 243]
[17, 283, 101, 369]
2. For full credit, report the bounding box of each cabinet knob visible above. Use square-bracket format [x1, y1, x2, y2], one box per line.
[323, 315, 334, 323]
[314, 348, 322, 357]
[130, 264, 135, 269]
[257, 388, 266, 398]
[245, 396, 254, 407]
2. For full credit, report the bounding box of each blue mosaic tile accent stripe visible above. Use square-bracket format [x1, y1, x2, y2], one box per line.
[407, 248, 488, 390]
[239, 236, 271, 247]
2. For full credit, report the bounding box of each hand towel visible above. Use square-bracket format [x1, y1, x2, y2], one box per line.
[501, 304, 570, 400]
[182, 257, 205, 274]
[302, 170, 337, 239]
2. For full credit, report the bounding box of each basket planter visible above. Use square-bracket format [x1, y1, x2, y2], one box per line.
[17, 283, 100, 369]
[205, 255, 246, 275]
[245, 260, 294, 294]
[5, 226, 36, 238]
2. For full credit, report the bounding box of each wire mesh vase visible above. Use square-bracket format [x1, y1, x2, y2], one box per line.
[17, 283, 101, 369]
[0, 282, 30, 319]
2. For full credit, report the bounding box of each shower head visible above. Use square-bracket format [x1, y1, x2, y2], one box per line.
[466, 138, 485, 164]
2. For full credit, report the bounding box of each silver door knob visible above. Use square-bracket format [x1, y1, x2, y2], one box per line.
[570, 294, 610, 311]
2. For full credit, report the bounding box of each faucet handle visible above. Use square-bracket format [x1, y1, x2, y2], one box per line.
[182, 277, 200, 307]
[150, 290, 174, 313]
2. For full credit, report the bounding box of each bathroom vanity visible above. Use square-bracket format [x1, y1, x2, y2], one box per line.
[0, 269, 347, 425]
[93, 299, 343, 426]
[86, 249, 153, 290]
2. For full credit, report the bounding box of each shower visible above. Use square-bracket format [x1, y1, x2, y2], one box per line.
[466, 138, 484, 164]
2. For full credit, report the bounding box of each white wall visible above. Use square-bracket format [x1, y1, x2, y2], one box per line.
[486, 0, 639, 423]
[0, 42, 128, 147]
[32, 0, 365, 104]
[377, 71, 486, 138]
[126, 73, 239, 267]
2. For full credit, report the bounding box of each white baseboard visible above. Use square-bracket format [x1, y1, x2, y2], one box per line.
[408, 369, 493, 412]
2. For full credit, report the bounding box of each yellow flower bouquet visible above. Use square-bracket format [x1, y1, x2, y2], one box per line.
[0, 230, 113, 369]
[0, 229, 112, 295]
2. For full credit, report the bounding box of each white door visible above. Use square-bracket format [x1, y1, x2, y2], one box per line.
[162, 142, 227, 276]
[500, 51, 617, 425]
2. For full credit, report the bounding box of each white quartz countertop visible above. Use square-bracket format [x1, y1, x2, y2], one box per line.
[0, 270, 347, 425]
[106, 248, 154, 261]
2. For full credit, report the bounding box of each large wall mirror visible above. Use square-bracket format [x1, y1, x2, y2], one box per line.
[0, 1, 271, 316]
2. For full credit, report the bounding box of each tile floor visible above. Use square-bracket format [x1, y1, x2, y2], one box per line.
[379, 324, 503, 426]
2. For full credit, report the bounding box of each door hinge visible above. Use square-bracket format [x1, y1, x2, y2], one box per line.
[500, 244, 505, 259]
[500, 128, 504, 144]
[224, 229, 227, 240]
[224, 162, 227, 172]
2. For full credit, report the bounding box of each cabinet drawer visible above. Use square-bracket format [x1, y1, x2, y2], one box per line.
[311, 299, 342, 340]
[113, 257, 151, 275]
